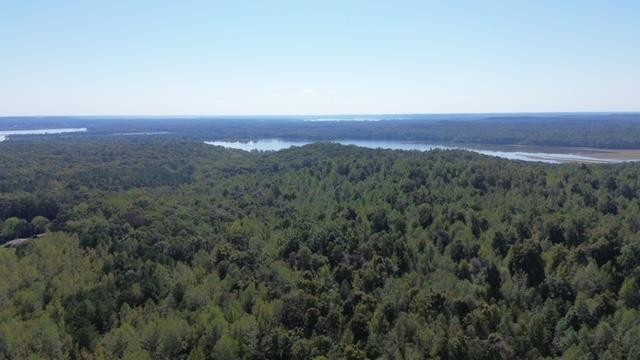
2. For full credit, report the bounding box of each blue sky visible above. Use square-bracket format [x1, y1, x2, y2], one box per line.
[1, 0, 639, 115]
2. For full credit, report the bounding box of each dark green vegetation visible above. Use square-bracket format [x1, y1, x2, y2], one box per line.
[2, 138, 640, 359]
[3, 113, 640, 148]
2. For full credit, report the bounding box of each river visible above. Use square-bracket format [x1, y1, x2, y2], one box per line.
[205, 139, 640, 164]
[0, 128, 87, 142]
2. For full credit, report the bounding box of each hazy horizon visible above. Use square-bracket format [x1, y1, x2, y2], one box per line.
[2, 111, 640, 119]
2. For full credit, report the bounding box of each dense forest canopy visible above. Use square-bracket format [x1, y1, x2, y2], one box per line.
[2, 113, 640, 149]
[1, 137, 640, 359]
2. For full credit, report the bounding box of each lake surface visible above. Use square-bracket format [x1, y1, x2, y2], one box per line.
[112, 131, 171, 136]
[205, 139, 640, 164]
[0, 128, 87, 142]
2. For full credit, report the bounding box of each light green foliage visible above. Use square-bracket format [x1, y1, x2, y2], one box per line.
[213, 334, 240, 360]
[0, 315, 65, 359]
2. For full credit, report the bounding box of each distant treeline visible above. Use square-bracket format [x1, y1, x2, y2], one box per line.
[3, 113, 640, 148]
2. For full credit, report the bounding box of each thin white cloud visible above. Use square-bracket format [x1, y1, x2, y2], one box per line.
[327, 89, 337, 95]
[301, 89, 317, 95]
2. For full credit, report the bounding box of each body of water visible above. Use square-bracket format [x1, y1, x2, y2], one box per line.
[205, 139, 638, 164]
[0, 128, 87, 142]
[205, 139, 312, 152]
[113, 131, 171, 136]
